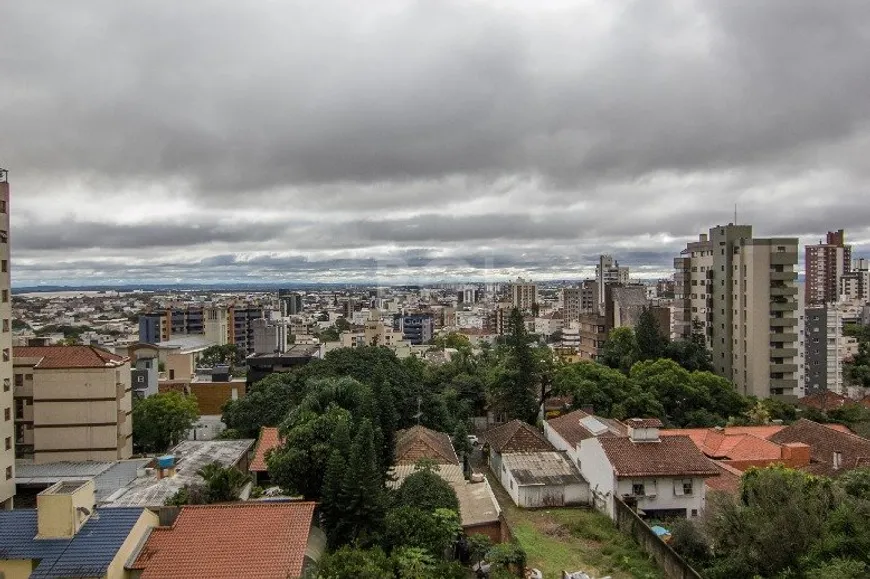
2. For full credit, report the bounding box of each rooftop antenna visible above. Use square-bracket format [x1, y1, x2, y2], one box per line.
[413, 396, 423, 425]
[734, 203, 738, 225]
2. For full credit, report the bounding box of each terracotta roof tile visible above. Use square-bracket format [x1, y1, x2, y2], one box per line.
[482, 420, 553, 453]
[132, 502, 316, 579]
[706, 461, 742, 494]
[546, 409, 626, 447]
[598, 435, 719, 478]
[250, 427, 282, 473]
[798, 390, 850, 411]
[770, 419, 870, 477]
[395, 425, 459, 465]
[14, 345, 128, 369]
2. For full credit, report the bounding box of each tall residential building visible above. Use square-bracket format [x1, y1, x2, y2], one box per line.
[804, 301, 862, 396]
[673, 233, 715, 347]
[596, 255, 629, 315]
[0, 168, 12, 509]
[840, 259, 870, 303]
[278, 290, 303, 316]
[562, 281, 598, 323]
[251, 318, 288, 355]
[805, 230, 851, 306]
[13, 346, 133, 464]
[139, 306, 264, 354]
[510, 278, 538, 313]
[675, 225, 799, 398]
[393, 313, 434, 345]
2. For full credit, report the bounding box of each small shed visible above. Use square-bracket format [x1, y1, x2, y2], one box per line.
[500, 452, 589, 508]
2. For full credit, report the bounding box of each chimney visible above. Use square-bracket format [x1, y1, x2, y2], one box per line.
[627, 418, 663, 442]
[37, 480, 96, 539]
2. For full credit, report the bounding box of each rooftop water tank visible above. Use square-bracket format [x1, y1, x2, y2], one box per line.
[157, 455, 175, 469]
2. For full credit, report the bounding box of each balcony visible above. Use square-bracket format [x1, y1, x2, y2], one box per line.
[771, 347, 798, 358]
[770, 363, 799, 374]
[770, 332, 798, 343]
[770, 252, 798, 265]
[770, 271, 798, 282]
[771, 302, 798, 312]
[770, 378, 798, 390]
[770, 286, 798, 297]
[770, 317, 797, 328]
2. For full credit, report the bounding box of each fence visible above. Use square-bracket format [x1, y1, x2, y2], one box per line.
[613, 498, 703, 579]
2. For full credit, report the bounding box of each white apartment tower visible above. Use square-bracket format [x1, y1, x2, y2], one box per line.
[596, 255, 629, 315]
[0, 168, 13, 508]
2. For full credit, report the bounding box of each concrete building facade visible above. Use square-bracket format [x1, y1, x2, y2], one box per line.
[841, 259, 870, 302]
[805, 230, 851, 307]
[510, 278, 538, 313]
[596, 255, 629, 315]
[13, 346, 133, 464]
[675, 225, 800, 399]
[562, 281, 598, 323]
[0, 169, 12, 509]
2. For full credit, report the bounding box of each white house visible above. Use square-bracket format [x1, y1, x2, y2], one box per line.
[544, 409, 627, 467]
[577, 418, 719, 519]
[482, 420, 589, 508]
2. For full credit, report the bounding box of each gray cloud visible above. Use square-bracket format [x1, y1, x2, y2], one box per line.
[3, 0, 870, 284]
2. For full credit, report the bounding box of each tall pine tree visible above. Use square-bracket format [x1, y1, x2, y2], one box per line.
[492, 308, 539, 424]
[636, 306, 666, 361]
[320, 449, 349, 548]
[339, 419, 385, 544]
[373, 381, 398, 472]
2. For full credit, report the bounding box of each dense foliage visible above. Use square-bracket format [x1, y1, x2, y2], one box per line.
[672, 465, 870, 578]
[132, 391, 199, 453]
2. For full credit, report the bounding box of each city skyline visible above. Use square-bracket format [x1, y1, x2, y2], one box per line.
[4, 1, 870, 285]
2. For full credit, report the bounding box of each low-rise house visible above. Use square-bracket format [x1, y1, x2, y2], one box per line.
[0, 479, 157, 579]
[390, 426, 502, 542]
[249, 426, 282, 486]
[769, 418, 870, 476]
[128, 502, 324, 578]
[482, 419, 588, 508]
[798, 390, 850, 412]
[544, 408, 627, 468]
[578, 418, 719, 519]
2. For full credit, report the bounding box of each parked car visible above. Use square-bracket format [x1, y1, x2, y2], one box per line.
[467, 434, 480, 446]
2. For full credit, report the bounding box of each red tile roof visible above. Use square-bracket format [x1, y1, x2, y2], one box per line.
[131, 503, 316, 579]
[482, 420, 553, 453]
[798, 390, 850, 411]
[825, 423, 854, 434]
[706, 461, 742, 494]
[250, 427, 282, 473]
[598, 435, 719, 478]
[546, 409, 625, 447]
[769, 419, 870, 477]
[395, 425, 459, 465]
[661, 427, 785, 461]
[14, 345, 128, 369]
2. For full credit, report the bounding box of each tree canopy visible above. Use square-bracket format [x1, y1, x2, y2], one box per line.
[132, 391, 199, 453]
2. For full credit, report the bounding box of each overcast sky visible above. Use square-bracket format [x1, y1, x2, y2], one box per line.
[3, 0, 870, 286]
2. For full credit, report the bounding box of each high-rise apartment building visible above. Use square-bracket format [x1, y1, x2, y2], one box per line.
[510, 278, 538, 313]
[0, 168, 12, 509]
[675, 224, 799, 398]
[562, 281, 598, 323]
[596, 255, 629, 315]
[278, 290, 303, 316]
[805, 230, 851, 306]
[804, 302, 862, 396]
[841, 259, 870, 303]
[138, 306, 264, 355]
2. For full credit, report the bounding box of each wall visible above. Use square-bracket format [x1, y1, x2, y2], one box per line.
[615, 477, 705, 518]
[165, 352, 195, 381]
[0, 559, 34, 579]
[105, 509, 159, 579]
[613, 497, 703, 579]
[517, 482, 588, 508]
[188, 381, 246, 415]
[576, 438, 617, 517]
[463, 520, 503, 544]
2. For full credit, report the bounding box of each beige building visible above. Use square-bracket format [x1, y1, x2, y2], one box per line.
[675, 225, 799, 399]
[510, 278, 538, 313]
[673, 233, 715, 347]
[0, 169, 11, 509]
[13, 345, 133, 464]
[562, 281, 598, 323]
[0, 479, 157, 579]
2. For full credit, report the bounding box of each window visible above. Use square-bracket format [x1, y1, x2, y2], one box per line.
[691, 509, 698, 517]
[3, 407, 9, 421]
[632, 483, 645, 496]
[2, 319, 8, 332]
[13, 375, 22, 389]
[1, 289, 7, 302]
[2, 378, 7, 392]
[673, 480, 693, 496]
[2, 348, 8, 362]
[509, 479, 513, 490]
[4, 436, 10, 450]
[5, 466, 11, 480]
[0, 199, 6, 213]
[0, 230, 7, 243]
[1, 260, 8, 273]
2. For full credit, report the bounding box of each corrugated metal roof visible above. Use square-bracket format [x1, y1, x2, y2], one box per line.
[502, 452, 587, 486]
[0, 507, 146, 578]
[16, 459, 152, 502]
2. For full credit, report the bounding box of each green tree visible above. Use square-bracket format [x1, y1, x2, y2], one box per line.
[489, 308, 539, 424]
[452, 421, 472, 462]
[267, 405, 353, 499]
[392, 547, 436, 578]
[395, 468, 460, 513]
[196, 462, 251, 503]
[635, 306, 666, 361]
[316, 546, 393, 579]
[221, 373, 304, 438]
[335, 317, 352, 332]
[199, 344, 245, 369]
[600, 327, 638, 374]
[338, 419, 386, 544]
[839, 467, 870, 501]
[132, 391, 199, 453]
[383, 507, 461, 557]
[320, 449, 349, 547]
